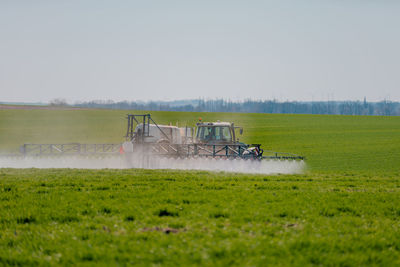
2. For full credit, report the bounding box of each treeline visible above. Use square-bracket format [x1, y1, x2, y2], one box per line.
[73, 99, 400, 116]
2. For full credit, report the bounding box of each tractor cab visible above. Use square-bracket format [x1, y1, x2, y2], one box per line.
[195, 122, 243, 144]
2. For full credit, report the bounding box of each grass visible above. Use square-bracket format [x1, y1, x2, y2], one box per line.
[0, 109, 400, 265]
[1, 168, 400, 266]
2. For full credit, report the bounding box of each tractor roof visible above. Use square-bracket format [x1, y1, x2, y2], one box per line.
[196, 122, 232, 127]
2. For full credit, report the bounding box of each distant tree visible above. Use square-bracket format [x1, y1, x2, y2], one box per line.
[49, 98, 68, 107]
[72, 98, 400, 116]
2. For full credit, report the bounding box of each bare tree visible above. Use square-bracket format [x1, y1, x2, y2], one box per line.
[49, 98, 68, 107]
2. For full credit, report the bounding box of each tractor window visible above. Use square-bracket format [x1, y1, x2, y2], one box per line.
[214, 126, 232, 141]
[197, 126, 232, 142]
[220, 127, 232, 141]
[215, 127, 221, 140]
[197, 126, 214, 141]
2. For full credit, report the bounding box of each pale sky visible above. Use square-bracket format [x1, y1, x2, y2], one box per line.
[0, 0, 399, 103]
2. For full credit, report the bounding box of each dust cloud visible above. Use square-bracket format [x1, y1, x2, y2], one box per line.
[0, 154, 305, 175]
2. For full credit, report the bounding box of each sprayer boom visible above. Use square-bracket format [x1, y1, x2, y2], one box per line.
[19, 114, 305, 161]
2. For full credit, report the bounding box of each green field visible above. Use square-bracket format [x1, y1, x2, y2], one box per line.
[1, 109, 400, 172]
[1, 109, 400, 265]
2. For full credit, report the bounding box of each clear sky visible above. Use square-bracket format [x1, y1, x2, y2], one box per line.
[1, 0, 399, 103]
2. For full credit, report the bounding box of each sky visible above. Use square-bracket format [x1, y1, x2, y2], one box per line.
[0, 0, 399, 103]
